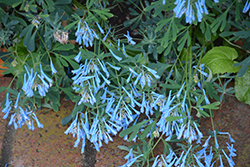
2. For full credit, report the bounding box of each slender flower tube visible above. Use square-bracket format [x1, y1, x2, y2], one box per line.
[96, 22, 104, 34]
[124, 31, 136, 45]
[50, 58, 57, 75]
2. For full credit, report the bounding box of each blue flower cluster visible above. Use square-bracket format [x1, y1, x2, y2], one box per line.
[171, 0, 250, 23]
[170, 0, 218, 24]
[2, 93, 43, 130]
[67, 49, 162, 153]
[2, 61, 57, 130]
[152, 131, 236, 166]
[67, 19, 236, 167]
[120, 148, 143, 167]
[23, 64, 55, 97]
[75, 20, 99, 47]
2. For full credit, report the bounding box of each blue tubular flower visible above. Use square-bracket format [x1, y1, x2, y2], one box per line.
[124, 31, 136, 45]
[103, 28, 111, 41]
[122, 43, 127, 57]
[38, 75, 50, 92]
[152, 155, 160, 167]
[243, 0, 250, 13]
[22, 66, 37, 97]
[124, 148, 133, 160]
[196, 146, 207, 158]
[204, 146, 214, 166]
[4, 93, 12, 107]
[109, 49, 122, 62]
[32, 113, 44, 128]
[219, 154, 224, 167]
[50, 58, 57, 75]
[200, 0, 209, 14]
[121, 149, 143, 167]
[203, 135, 211, 147]
[186, 0, 195, 24]
[218, 132, 235, 143]
[173, 0, 186, 18]
[193, 154, 205, 167]
[214, 130, 219, 149]
[163, 0, 166, 5]
[176, 82, 185, 98]
[195, 1, 203, 22]
[118, 39, 120, 51]
[19, 107, 30, 122]
[2, 93, 12, 119]
[202, 89, 210, 104]
[96, 22, 104, 34]
[142, 65, 160, 80]
[173, 0, 220, 23]
[226, 142, 237, 157]
[75, 20, 99, 47]
[181, 145, 192, 166]
[38, 84, 46, 97]
[75, 48, 82, 63]
[181, 91, 187, 108]
[174, 151, 184, 166]
[106, 62, 121, 71]
[64, 113, 78, 136]
[2, 106, 11, 119]
[74, 123, 83, 148]
[222, 149, 235, 167]
[40, 64, 53, 87]
[193, 122, 203, 144]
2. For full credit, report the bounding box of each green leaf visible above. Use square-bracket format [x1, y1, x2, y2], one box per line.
[0, 87, 7, 93]
[61, 113, 73, 125]
[27, 29, 37, 52]
[55, 0, 71, 4]
[165, 116, 185, 122]
[119, 120, 149, 141]
[201, 46, 240, 74]
[235, 67, 250, 105]
[196, 108, 210, 117]
[200, 102, 220, 110]
[140, 120, 155, 139]
[210, 11, 228, 33]
[64, 20, 79, 30]
[42, 103, 53, 109]
[52, 43, 74, 51]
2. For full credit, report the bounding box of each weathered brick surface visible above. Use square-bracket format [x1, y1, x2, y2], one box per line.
[0, 77, 12, 160]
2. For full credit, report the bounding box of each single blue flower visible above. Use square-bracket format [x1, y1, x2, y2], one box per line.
[214, 130, 219, 149]
[122, 43, 128, 57]
[219, 154, 224, 167]
[203, 135, 211, 147]
[50, 58, 57, 75]
[109, 49, 122, 62]
[176, 82, 186, 98]
[124, 31, 136, 45]
[106, 62, 121, 71]
[103, 28, 111, 41]
[38, 84, 46, 97]
[96, 22, 104, 34]
[40, 64, 53, 87]
[222, 149, 235, 167]
[193, 154, 205, 167]
[75, 50, 82, 63]
[32, 113, 44, 128]
[243, 0, 250, 13]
